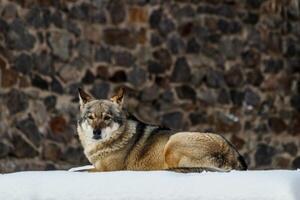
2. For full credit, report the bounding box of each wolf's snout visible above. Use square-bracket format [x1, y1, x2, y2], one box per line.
[93, 129, 102, 140]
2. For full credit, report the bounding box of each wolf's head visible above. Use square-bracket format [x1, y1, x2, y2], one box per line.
[77, 88, 126, 144]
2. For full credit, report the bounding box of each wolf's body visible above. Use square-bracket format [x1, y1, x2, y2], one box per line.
[77, 88, 247, 172]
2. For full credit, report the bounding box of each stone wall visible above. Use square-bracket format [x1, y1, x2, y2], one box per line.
[0, 0, 299, 172]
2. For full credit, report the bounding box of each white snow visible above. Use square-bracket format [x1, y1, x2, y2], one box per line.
[0, 167, 300, 200]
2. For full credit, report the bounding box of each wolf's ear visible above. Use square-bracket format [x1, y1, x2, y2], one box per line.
[110, 87, 125, 108]
[78, 88, 94, 109]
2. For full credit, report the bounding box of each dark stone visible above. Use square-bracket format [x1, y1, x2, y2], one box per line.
[263, 59, 283, 74]
[14, 53, 34, 75]
[158, 17, 175, 36]
[0, 141, 11, 158]
[51, 77, 64, 94]
[194, 26, 210, 41]
[266, 32, 282, 53]
[67, 82, 83, 96]
[16, 115, 42, 147]
[243, 12, 259, 25]
[290, 95, 300, 111]
[217, 19, 241, 34]
[96, 66, 109, 80]
[287, 58, 300, 73]
[7, 19, 36, 50]
[189, 111, 207, 125]
[49, 11, 63, 28]
[26, 6, 50, 28]
[231, 135, 245, 150]
[161, 90, 174, 102]
[241, 49, 261, 68]
[283, 142, 298, 156]
[114, 51, 135, 67]
[68, 1, 105, 24]
[141, 85, 159, 101]
[172, 5, 195, 19]
[1, 68, 19, 88]
[128, 68, 147, 86]
[197, 4, 217, 15]
[149, 9, 162, 29]
[220, 39, 243, 59]
[297, 81, 300, 95]
[217, 88, 231, 104]
[107, 0, 126, 24]
[191, 69, 206, 86]
[61, 146, 87, 164]
[90, 9, 107, 24]
[225, 67, 244, 87]
[82, 70, 95, 84]
[77, 40, 92, 59]
[230, 89, 245, 106]
[215, 112, 241, 133]
[45, 164, 57, 171]
[109, 70, 127, 83]
[268, 117, 287, 133]
[171, 57, 191, 82]
[103, 28, 137, 49]
[32, 74, 49, 90]
[90, 82, 110, 99]
[255, 144, 276, 167]
[5, 89, 29, 114]
[69, 3, 89, 20]
[148, 60, 166, 74]
[155, 76, 170, 88]
[244, 88, 260, 107]
[64, 19, 81, 36]
[258, 100, 274, 116]
[246, 69, 264, 86]
[95, 46, 112, 63]
[186, 37, 200, 54]
[167, 34, 185, 54]
[127, 0, 150, 6]
[33, 51, 54, 75]
[246, 0, 263, 9]
[176, 85, 196, 100]
[216, 4, 236, 18]
[48, 30, 72, 60]
[0, 56, 6, 68]
[48, 115, 74, 143]
[254, 123, 269, 134]
[43, 95, 57, 111]
[1, 3, 17, 20]
[162, 112, 183, 130]
[0, 18, 8, 32]
[42, 142, 61, 161]
[284, 38, 298, 58]
[179, 22, 194, 37]
[150, 32, 163, 47]
[292, 157, 300, 169]
[205, 69, 225, 88]
[11, 133, 38, 158]
[153, 48, 172, 70]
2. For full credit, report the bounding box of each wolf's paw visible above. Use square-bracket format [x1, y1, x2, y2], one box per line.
[68, 165, 96, 172]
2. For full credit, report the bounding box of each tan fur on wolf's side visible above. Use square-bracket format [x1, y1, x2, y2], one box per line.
[77, 88, 247, 173]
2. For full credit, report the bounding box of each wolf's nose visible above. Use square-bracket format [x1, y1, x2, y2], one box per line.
[93, 129, 102, 139]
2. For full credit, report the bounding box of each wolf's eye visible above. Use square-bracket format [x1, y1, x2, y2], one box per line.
[103, 115, 111, 121]
[87, 114, 94, 120]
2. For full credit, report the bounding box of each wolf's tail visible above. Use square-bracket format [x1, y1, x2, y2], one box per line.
[167, 167, 230, 173]
[237, 154, 248, 170]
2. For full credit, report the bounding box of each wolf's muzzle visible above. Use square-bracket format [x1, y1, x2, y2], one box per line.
[93, 129, 102, 140]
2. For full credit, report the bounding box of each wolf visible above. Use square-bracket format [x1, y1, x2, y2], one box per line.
[77, 88, 247, 172]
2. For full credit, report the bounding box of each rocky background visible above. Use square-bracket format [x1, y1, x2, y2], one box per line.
[0, 0, 299, 172]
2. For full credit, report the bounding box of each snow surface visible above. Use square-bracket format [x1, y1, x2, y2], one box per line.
[0, 166, 300, 200]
